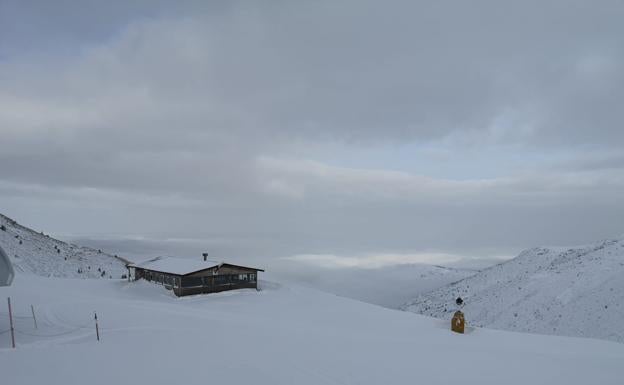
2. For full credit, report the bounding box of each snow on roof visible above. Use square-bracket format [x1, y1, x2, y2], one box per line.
[127, 256, 264, 275]
[128, 256, 219, 275]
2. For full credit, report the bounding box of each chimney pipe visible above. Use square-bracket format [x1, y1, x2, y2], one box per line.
[202, 252, 208, 262]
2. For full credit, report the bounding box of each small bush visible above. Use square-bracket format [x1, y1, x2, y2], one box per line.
[0, 225, 6, 231]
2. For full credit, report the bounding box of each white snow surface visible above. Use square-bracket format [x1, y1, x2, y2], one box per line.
[1, 274, 623, 385]
[403, 238, 624, 343]
[0, 214, 127, 279]
[129, 255, 264, 275]
[129, 255, 220, 275]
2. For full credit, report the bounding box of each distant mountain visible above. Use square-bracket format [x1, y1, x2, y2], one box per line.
[0, 213, 128, 279]
[402, 239, 624, 342]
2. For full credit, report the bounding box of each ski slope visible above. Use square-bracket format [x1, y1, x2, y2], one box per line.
[0, 214, 127, 279]
[403, 239, 624, 342]
[1, 274, 623, 385]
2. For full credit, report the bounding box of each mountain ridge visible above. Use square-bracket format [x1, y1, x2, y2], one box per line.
[0, 213, 129, 279]
[402, 238, 624, 342]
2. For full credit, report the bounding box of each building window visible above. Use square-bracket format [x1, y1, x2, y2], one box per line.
[182, 277, 203, 288]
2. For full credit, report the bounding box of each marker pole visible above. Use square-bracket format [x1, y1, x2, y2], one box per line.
[7, 297, 15, 348]
[31, 304, 38, 329]
[94, 312, 100, 341]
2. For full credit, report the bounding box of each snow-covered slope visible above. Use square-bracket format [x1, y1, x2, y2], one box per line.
[0, 213, 128, 279]
[403, 239, 624, 342]
[1, 275, 623, 384]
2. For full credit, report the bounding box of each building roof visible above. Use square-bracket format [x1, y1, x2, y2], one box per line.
[127, 256, 264, 276]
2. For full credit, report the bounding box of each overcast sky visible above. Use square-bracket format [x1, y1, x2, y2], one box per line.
[1, 1, 623, 268]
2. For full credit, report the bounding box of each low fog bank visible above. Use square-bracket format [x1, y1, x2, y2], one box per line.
[268, 261, 476, 309]
[68, 236, 504, 308]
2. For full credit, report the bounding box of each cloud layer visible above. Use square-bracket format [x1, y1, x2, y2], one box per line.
[1, 1, 623, 263]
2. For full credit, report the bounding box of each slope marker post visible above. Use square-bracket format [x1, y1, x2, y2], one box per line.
[31, 304, 38, 329]
[7, 297, 15, 348]
[94, 312, 100, 341]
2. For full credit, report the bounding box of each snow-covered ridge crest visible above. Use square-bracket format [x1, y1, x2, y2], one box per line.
[402, 238, 624, 343]
[0, 213, 128, 279]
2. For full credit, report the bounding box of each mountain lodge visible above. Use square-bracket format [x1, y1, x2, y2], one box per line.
[127, 256, 264, 296]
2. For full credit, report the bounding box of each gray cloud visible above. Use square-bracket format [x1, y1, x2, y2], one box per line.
[0, 1, 623, 265]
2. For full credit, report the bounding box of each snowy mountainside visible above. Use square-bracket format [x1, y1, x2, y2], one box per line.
[0, 213, 128, 279]
[402, 239, 624, 342]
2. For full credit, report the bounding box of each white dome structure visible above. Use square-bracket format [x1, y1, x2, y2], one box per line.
[0, 245, 14, 286]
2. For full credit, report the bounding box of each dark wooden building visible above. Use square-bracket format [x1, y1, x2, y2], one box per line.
[127, 256, 264, 296]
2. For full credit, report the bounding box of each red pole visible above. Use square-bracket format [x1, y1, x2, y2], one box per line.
[94, 312, 100, 341]
[7, 297, 15, 348]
